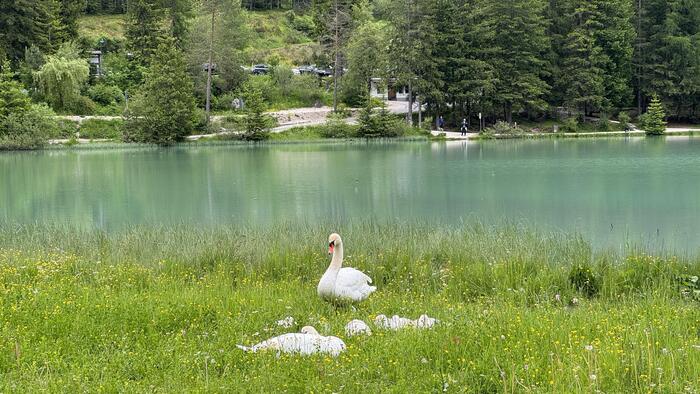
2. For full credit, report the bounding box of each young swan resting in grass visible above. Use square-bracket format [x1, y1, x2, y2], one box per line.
[237, 326, 346, 357]
[345, 319, 372, 336]
[318, 233, 376, 303]
[374, 314, 439, 330]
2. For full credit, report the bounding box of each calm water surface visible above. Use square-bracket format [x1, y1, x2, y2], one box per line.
[1, 138, 699, 252]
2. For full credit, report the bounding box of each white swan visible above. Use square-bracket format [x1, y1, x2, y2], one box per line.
[318, 233, 376, 303]
[237, 326, 346, 357]
[345, 319, 372, 336]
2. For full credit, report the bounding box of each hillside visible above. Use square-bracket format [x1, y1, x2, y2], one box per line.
[76, 10, 320, 65]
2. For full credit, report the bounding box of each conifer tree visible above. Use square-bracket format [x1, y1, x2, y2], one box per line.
[644, 94, 666, 135]
[126, 40, 196, 145]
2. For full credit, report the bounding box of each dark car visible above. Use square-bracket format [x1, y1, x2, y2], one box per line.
[251, 64, 270, 75]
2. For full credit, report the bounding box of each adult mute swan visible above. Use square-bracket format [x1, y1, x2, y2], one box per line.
[318, 233, 376, 303]
[236, 326, 346, 357]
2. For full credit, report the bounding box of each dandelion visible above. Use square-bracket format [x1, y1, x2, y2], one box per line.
[585, 345, 594, 351]
[589, 374, 597, 381]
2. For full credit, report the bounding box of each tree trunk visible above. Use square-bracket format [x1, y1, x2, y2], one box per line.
[205, 8, 215, 125]
[505, 103, 513, 124]
[332, 0, 339, 112]
[407, 80, 413, 125]
[418, 96, 422, 129]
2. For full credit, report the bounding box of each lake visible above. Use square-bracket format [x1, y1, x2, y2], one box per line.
[1, 137, 699, 252]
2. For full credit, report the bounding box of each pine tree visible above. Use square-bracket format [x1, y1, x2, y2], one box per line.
[0, 60, 31, 119]
[0, 0, 54, 62]
[474, 0, 550, 124]
[125, 0, 163, 64]
[126, 40, 196, 145]
[643, 94, 666, 135]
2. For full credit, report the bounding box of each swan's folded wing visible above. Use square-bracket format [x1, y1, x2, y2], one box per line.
[337, 267, 372, 288]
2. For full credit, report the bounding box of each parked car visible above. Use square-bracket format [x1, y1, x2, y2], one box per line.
[251, 64, 270, 75]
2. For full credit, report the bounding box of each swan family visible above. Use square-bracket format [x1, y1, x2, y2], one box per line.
[237, 233, 437, 357]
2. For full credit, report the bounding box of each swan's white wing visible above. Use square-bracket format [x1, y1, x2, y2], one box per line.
[238, 334, 345, 356]
[345, 319, 372, 336]
[335, 267, 376, 301]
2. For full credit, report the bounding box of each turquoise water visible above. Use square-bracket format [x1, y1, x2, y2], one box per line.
[1, 137, 699, 252]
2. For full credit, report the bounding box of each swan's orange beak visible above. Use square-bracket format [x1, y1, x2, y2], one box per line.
[328, 243, 334, 255]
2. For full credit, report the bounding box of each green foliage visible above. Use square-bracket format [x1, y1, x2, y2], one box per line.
[242, 87, 272, 140]
[488, 121, 525, 135]
[644, 94, 667, 135]
[617, 112, 632, 131]
[320, 118, 356, 138]
[595, 115, 611, 132]
[87, 83, 123, 106]
[561, 117, 579, 133]
[357, 102, 404, 138]
[0, 104, 58, 149]
[569, 264, 600, 298]
[0, 61, 31, 119]
[125, 40, 197, 145]
[33, 43, 90, 112]
[79, 119, 123, 139]
[342, 21, 388, 106]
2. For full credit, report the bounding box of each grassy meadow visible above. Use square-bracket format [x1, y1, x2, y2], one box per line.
[0, 223, 699, 392]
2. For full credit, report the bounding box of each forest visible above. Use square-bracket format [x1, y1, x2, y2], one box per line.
[0, 0, 698, 145]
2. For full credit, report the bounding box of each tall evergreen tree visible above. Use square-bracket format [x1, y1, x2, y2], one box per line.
[126, 40, 197, 145]
[0, 60, 31, 119]
[474, 0, 551, 123]
[0, 0, 55, 62]
[125, 0, 163, 64]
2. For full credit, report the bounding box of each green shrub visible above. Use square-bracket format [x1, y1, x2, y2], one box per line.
[488, 121, 524, 135]
[357, 103, 404, 138]
[569, 264, 600, 298]
[617, 112, 632, 131]
[596, 115, 611, 132]
[0, 104, 58, 149]
[561, 117, 578, 133]
[320, 118, 355, 138]
[56, 119, 79, 138]
[87, 84, 123, 106]
[67, 96, 97, 116]
[79, 119, 123, 140]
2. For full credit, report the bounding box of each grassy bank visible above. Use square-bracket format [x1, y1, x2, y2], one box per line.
[0, 223, 699, 392]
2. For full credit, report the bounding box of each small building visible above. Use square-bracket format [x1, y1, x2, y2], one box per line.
[370, 78, 409, 101]
[89, 50, 102, 77]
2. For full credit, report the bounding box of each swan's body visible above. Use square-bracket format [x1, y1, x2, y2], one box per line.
[374, 314, 440, 330]
[345, 319, 372, 336]
[318, 234, 376, 303]
[237, 326, 346, 357]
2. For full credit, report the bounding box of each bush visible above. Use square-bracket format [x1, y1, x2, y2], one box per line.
[596, 115, 611, 132]
[79, 119, 123, 140]
[561, 117, 579, 133]
[569, 264, 600, 298]
[56, 119, 79, 138]
[67, 96, 97, 115]
[357, 103, 405, 138]
[0, 104, 58, 149]
[87, 84, 123, 106]
[320, 118, 355, 138]
[617, 112, 632, 131]
[488, 121, 524, 135]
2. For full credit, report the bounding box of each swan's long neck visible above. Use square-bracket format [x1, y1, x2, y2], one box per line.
[328, 242, 344, 272]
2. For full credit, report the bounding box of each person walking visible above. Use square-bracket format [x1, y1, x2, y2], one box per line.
[460, 118, 468, 136]
[438, 116, 445, 131]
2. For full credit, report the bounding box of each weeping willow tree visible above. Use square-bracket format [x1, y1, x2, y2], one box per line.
[33, 43, 89, 112]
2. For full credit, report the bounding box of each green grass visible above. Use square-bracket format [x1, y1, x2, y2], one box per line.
[0, 223, 699, 391]
[77, 14, 126, 43]
[79, 118, 124, 140]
